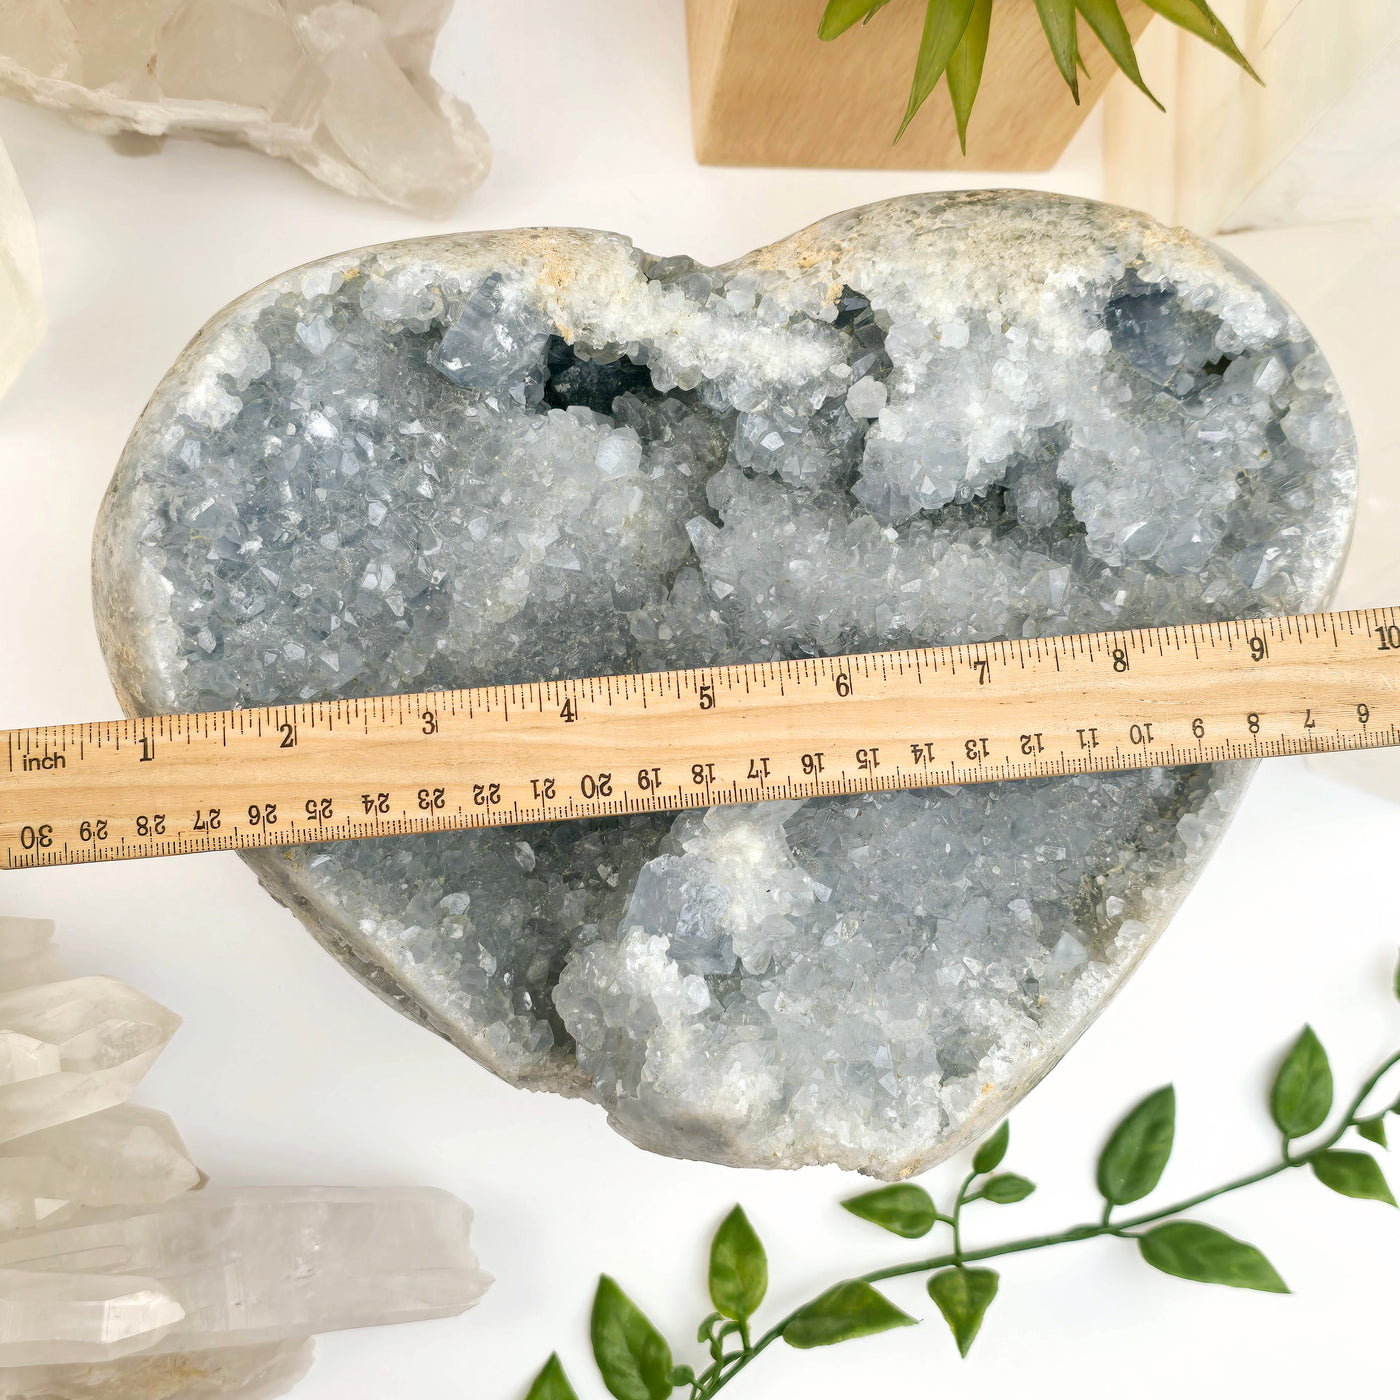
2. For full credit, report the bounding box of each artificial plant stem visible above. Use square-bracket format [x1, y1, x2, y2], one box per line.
[951, 1169, 976, 1262]
[693, 1045, 1400, 1399]
[1339, 1048, 1400, 1123]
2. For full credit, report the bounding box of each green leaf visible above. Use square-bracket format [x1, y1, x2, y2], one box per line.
[972, 1120, 1010, 1175]
[1075, 0, 1163, 109]
[1033, 0, 1080, 100]
[1357, 1115, 1389, 1149]
[818, 0, 892, 40]
[708, 1206, 768, 1322]
[590, 1276, 674, 1400]
[668, 1368, 695, 1389]
[841, 1183, 939, 1239]
[1140, 0, 1260, 82]
[927, 1268, 999, 1357]
[945, 0, 993, 154]
[896, 0, 978, 141]
[783, 1281, 918, 1349]
[1270, 1026, 1333, 1139]
[525, 1354, 579, 1400]
[1311, 1150, 1397, 1206]
[981, 1173, 1036, 1204]
[1394, 948, 1400, 1003]
[1138, 1221, 1288, 1293]
[1097, 1086, 1175, 1206]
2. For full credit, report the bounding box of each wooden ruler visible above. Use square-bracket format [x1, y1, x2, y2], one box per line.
[3, 607, 1399, 871]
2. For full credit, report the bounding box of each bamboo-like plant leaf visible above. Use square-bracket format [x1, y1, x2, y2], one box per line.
[1033, 0, 1080, 100]
[1140, 0, 1260, 82]
[1075, 0, 1163, 109]
[842, 1183, 939, 1239]
[972, 1120, 1010, 1175]
[1097, 1086, 1175, 1206]
[709, 1206, 768, 1321]
[897, 0, 978, 140]
[1271, 1026, 1333, 1140]
[590, 1277, 674, 1400]
[927, 1268, 999, 1357]
[1311, 1150, 1397, 1206]
[946, 0, 993, 153]
[1138, 1221, 1288, 1293]
[818, 0, 892, 41]
[825, 0, 1260, 135]
[783, 1281, 918, 1348]
[1357, 1116, 1389, 1149]
[525, 1354, 580, 1400]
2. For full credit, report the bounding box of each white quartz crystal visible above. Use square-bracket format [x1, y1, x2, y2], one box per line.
[0, 921, 65, 996]
[0, 137, 43, 400]
[0, 2, 489, 216]
[0, 1268, 185, 1368]
[93, 193, 1357, 1178]
[0, 1187, 488, 1356]
[0, 1107, 202, 1232]
[0, 978, 181, 1146]
[0, 917, 489, 1397]
[1, 1338, 315, 1400]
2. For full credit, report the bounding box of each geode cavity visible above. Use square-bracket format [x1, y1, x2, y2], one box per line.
[94, 194, 1357, 1177]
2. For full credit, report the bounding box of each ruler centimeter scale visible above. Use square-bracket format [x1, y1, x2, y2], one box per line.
[4, 606, 1400, 871]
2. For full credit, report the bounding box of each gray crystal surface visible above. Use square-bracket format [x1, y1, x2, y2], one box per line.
[94, 193, 1357, 1178]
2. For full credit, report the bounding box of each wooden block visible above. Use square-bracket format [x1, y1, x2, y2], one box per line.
[686, 0, 1153, 170]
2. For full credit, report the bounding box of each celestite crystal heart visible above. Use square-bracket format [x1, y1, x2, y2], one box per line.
[93, 194, 1357, 1178]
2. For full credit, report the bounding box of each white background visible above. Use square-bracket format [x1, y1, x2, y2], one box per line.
[2, 4, 1399, 1398]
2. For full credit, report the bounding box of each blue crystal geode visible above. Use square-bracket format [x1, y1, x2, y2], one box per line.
[94, 194, 1357, 1176]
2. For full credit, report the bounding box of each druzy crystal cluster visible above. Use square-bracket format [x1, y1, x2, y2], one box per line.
[0, 915, 488, 1398]
[0, 1, 488, 215]
[95, 194, 1357, 1177]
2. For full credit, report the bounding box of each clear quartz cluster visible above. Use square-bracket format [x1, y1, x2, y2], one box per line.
[0, 1, 489, 215]
[0, 915, 489, 1398]
[94, 194, 1358, 1177]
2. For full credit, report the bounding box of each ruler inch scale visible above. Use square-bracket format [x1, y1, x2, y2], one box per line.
[3, 606, 1399, 871]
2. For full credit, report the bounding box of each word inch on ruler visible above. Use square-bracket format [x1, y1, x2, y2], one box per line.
[3, 608, 1399, 871]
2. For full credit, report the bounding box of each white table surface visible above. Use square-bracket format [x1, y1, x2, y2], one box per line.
[1, 5, 1397, 1398]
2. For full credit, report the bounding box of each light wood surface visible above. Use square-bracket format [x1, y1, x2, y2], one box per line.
[685, 0, 1152, 170]
[3, 609, 1398, 870]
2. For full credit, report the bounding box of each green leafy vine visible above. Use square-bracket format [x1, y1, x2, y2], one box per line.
[524, 955, 1400, 1400]
[818, 0, 1261, 150]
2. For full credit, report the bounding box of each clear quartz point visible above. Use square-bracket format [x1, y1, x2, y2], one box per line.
[0, 1187, 490, 1356]
[0, 916, 489, 1397]
[0, 2, 489, 215]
